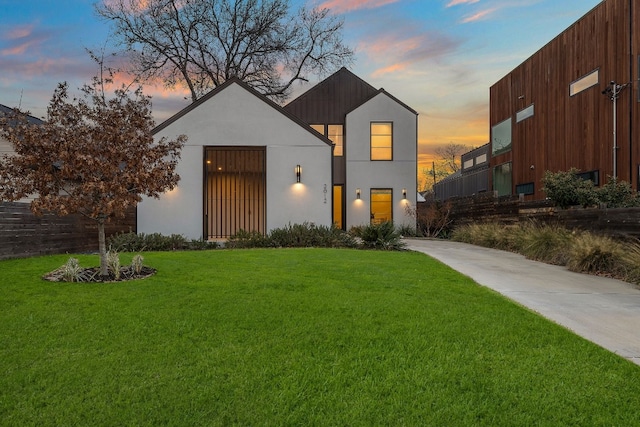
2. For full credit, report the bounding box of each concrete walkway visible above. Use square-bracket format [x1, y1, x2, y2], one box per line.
[406, 238, 640, 366]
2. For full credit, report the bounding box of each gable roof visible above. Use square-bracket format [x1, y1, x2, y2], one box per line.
[284, 67, 417, 122]
[152, 77, 332, 146]
[0, 104, 45, 126]
[350, 88, 418, 116]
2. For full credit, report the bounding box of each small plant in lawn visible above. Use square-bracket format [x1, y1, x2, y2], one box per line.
[107, 250, 121, 280]
[131, 254, 144, 275]
[62, 257, 83, 283]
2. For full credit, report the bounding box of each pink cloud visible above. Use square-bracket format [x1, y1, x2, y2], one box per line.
[360, 30, 460, 77]
[318, 0, 399, 14]
[461, 8, 497, 23]
[371, 63, 409, 78]
[446, 0, 480, 6]
[6, 25, 36, 40]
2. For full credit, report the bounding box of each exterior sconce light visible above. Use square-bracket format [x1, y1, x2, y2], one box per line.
[295, 164, 301, 183]
[356, 188, 361, 199]
[402, 188, 407, 199]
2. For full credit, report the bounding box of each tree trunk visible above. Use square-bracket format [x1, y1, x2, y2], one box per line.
[98, 217, 108, 276]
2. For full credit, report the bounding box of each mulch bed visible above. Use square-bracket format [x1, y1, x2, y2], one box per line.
[43, 266, 156, 283]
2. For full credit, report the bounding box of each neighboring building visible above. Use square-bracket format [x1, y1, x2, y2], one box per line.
[0, 104, 44, 203]
[0, 104, 44, 160]
[489, 0, 640, 200]
[434, 143, 490, 200]
[284, 67, 418, 230]
[137, 78, 334, 240]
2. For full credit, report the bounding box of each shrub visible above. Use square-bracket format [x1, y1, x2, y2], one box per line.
[596, 178, 640, 208]
[566, 233, 624, 275]
[226, 229, 270, 249]
[451, 222, 513, 251]
[406, 197, 452, 238]
[542, 168, 598, 208]
[350, 221, 406, 251]
[62, 257, 83, 283]
[618, 241, 640, 284]
[512, 222, 574, 265]
[107, 250, 121, 280]
[131, 254, 144, 275]
[108, 232, 217, 252]
[270, 223, 359, 248]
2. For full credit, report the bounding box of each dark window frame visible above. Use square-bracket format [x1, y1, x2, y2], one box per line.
[370, 121, 393, 161]
[369, 188, 393, 224]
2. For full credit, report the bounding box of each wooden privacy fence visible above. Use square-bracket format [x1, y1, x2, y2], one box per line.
[421, 193, 640, 240]
[0, 202, 136, 260]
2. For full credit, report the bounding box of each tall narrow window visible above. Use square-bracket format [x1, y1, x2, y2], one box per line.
[491, 118, 512, 156]
[310, 124, 324, 134]
[493, 162, 512, 197]
[333, 185, 343, 229]
[328, 125, 344, 156]
[371, 122, 393, 160]
[370, 188, 392, 224]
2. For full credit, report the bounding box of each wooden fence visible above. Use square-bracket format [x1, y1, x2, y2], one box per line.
[0, 202, 136, 260]
[421, 193, 640, 240]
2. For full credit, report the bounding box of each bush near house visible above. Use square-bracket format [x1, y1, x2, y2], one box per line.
[542, 169, 640, 208]
[108, 232, 217, 252]
[111, 222, 410, 251]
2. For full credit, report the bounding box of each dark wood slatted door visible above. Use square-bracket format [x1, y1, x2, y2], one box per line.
[204, 147, 266, 239]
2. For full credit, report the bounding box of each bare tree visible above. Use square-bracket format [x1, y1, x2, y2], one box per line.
[95, 0, 354, 103]
[0, 77, 186, 276]
[419, 143, 471, 192]
[435, 142, 469, 174]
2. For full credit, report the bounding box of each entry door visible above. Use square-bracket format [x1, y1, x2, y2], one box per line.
[204, 147, 266, 239]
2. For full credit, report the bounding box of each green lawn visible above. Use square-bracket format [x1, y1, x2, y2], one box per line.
[2, 248, 640, 426]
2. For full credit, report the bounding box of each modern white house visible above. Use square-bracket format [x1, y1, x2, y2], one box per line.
[284, 68, 418, 230]
[138, 69, 418, 240]
[137, 78, 334, 240]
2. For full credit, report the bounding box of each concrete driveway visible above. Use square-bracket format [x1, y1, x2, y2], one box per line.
[406, 238, 640, 366]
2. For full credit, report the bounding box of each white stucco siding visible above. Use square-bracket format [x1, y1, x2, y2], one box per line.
[345, 92, 418, 228]
[266, 145, 332, 229]
[137, 81, 332, 240]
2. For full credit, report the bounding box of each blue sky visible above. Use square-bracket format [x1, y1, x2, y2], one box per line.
[0, 0, 603, 168]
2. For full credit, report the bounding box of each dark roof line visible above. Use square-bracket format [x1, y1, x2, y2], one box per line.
[151, 78, 333, 147]
[0, 104, 45, 125]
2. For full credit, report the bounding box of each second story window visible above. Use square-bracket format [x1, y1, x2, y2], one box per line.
[328, 125, 343, 156]
[371, 122, 392, 160]
[310, 124, 343, 156]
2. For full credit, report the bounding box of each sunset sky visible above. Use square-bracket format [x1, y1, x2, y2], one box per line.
[1, 0, 602, 173]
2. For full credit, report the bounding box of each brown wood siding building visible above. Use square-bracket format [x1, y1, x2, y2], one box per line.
[490, 0, 639, 200]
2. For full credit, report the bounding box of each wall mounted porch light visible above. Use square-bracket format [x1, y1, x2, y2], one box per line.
[295, 164, 302, 183]
[356, 188, 361, 199]
[402, 188, 407, 199]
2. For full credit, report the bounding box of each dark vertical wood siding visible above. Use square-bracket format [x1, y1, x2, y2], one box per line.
[284, 67, 379, 187]
[0, 202, 136, 260]
[284, 68, 378, 124]
[204, 147, 266, 239]
[490, 0, 637, 199]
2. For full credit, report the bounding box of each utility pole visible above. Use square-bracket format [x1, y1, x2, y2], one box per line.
[602, 81, 629, 180]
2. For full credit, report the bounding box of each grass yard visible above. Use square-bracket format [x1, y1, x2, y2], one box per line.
[2, 248, 640, 426]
